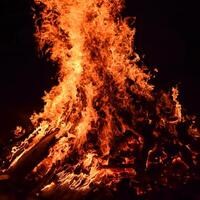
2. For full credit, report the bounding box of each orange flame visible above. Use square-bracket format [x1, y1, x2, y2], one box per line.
[1, 0, 200, 199]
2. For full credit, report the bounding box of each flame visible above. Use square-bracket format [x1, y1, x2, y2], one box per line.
[1, 0, 200, 199]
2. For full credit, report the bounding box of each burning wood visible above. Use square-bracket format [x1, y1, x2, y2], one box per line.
[0, 0, 200, 199]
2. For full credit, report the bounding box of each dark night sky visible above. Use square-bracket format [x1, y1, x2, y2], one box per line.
[0, 0, 200, 145]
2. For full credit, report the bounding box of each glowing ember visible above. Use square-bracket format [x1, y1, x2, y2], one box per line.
[0, 0, 200, 199]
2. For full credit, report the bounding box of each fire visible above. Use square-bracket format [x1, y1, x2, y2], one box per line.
[0, 0, 200, 199]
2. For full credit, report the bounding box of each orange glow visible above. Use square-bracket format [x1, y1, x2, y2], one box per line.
[1, 0, 199, 198]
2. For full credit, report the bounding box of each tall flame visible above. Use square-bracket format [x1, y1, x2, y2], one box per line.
[1, 0, 200, 199]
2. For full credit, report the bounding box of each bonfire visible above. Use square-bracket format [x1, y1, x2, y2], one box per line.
[0, 0, 200, 199]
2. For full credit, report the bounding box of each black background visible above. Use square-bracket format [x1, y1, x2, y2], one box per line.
[0, 0, 199, 145]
